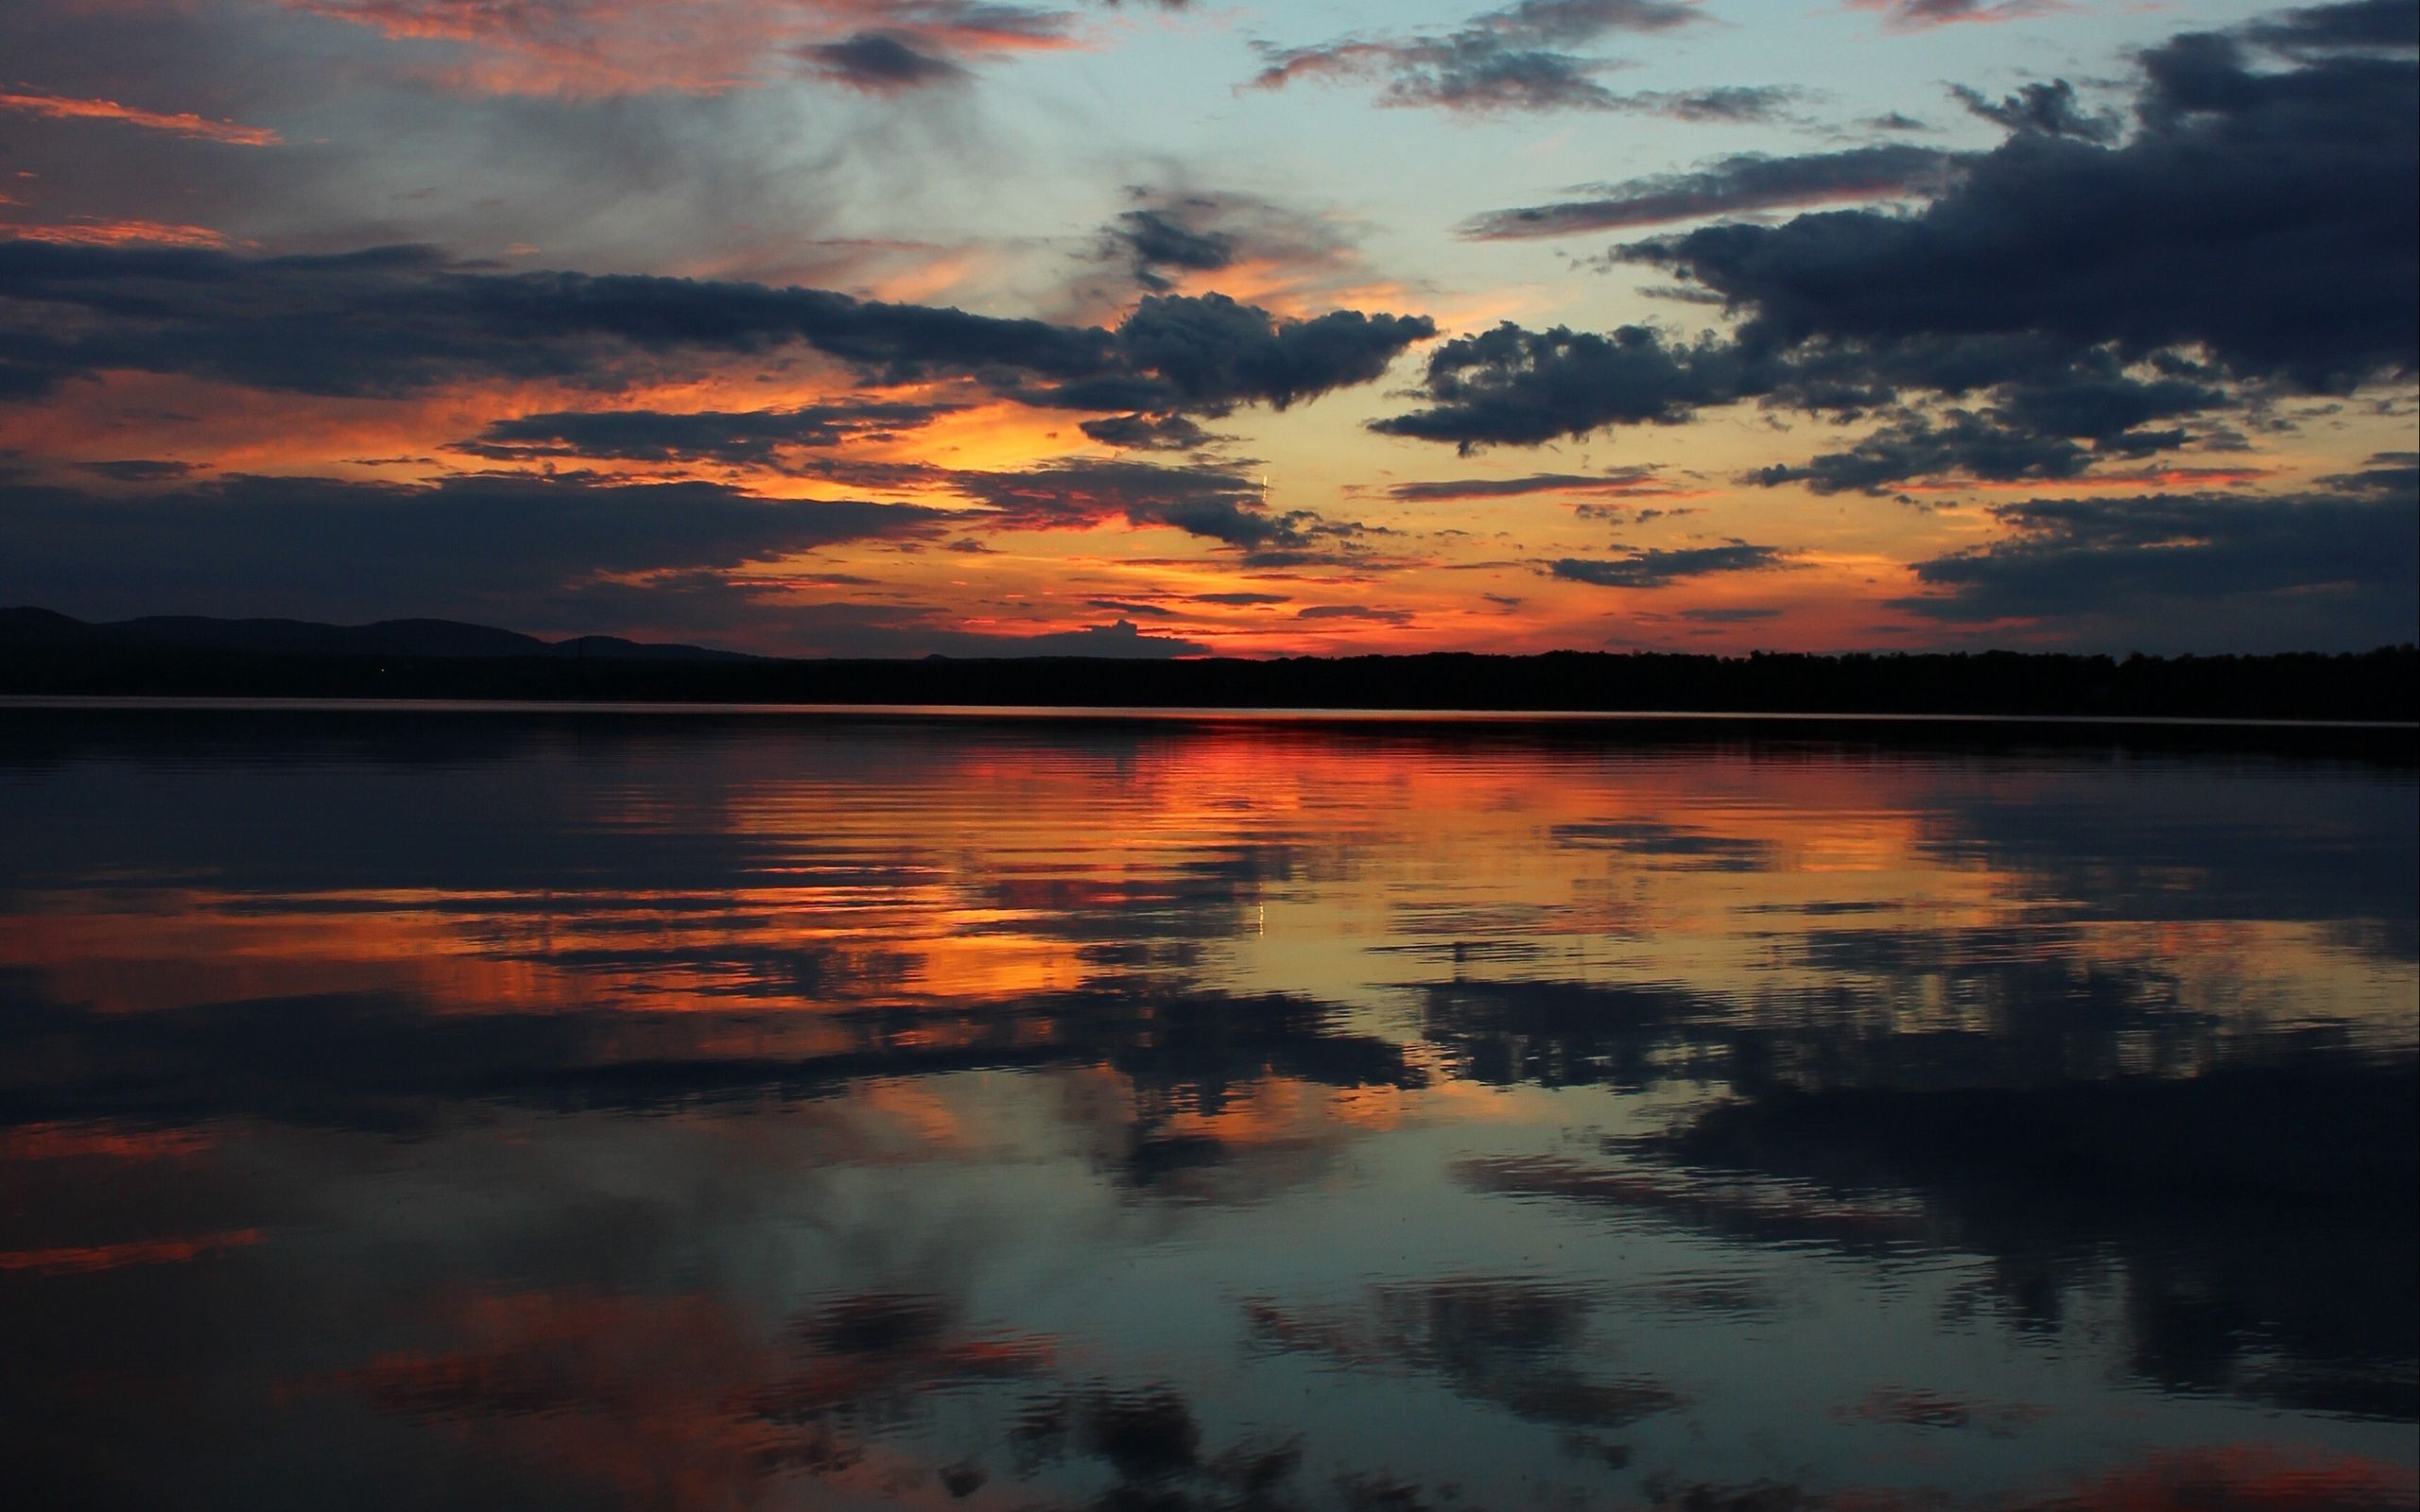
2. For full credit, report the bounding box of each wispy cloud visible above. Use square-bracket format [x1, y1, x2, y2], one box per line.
[1461, 146, 1958, 239]
[2, 218, 233, 249]
[1551, 543, 1790, 587]
[1246, 0, 1711, 116]
[1846, 0, 2068, 32]
[0, 91, 278, 146]
[278, 0, 1097, 96]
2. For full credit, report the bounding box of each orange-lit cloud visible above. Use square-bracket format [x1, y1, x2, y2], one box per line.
[1893, 466, 2274, 495]
[1846, 0, 2071, 32]
[0, 91, 279, 145]
[1377, 470, 1703, 504]
[0, 1122, 216, 1161]
[4, 218, 232, 248]
[0, 1229, 263, 1275]
[282, 0, 1091, 97]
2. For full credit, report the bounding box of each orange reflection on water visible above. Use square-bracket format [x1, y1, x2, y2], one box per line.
[0, 732, 2407, 1060]
[0, 719, 2411, 1510]
[335, 1285, 1056, 1510]
[2039, 1445, 2420, 1511]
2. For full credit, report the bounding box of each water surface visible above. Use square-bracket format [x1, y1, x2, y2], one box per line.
[3, 707, 2413, 1510]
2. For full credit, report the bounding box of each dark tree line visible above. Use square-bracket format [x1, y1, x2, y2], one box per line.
[5, 641, 2413, 723]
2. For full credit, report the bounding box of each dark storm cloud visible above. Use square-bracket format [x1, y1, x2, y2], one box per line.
[73, 458, 199, 482]
[1077, 412, 1219, 451]
[1897, 487, 2420, 636]
[0, 243, 1430, 417]
[1948, 78, 2118, 141]
[1371, 324, 1761, 452]
[798, 32, 971, 94]
[1550, 543, 1789, 587]
[1155, 499, 1315, 552]
[0, 241, 1110, 398]
[1374, 323, 2235, 463]
[1082, 186, 1391, 318]
[454, 402, 955, 466]
[951, 456, 1261, 532]
[1106, 207, 1236, 292]
[1743, 333, 2223, 427]
[1915, 488, 2420, 600]
[1461, 146, 1959, 238]
[2319, 451, 2420, 496]
[1246, 0, 1708, 116]
[1094, 292, 1436, 413]
[1296, 604, 1411, 623]
[0, 472, 950, 622]
[1752, 410, 2093, 494]
[414, 430, 1369, 565]
[947, 456, 1371, 562]
[1987, 361, 2225, 442]
[2241, 0, 2420, 52]
[1387, 13, 2415, 456]
[1752, 356, 2233, 493]
[786, 456, 957, 492]
[1625, 24, 2418, 387]
[1385, 469, 1667, 501]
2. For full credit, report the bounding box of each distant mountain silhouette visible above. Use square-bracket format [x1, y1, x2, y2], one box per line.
[0, 608, 752, 662]
[1, 606, 2412, 724]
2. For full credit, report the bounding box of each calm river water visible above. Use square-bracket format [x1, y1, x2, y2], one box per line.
[2, 705, 2413, 1510]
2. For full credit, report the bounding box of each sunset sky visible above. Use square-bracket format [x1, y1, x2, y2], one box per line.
[2, 0, 2413, 657]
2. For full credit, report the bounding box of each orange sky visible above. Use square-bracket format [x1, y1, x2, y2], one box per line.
[0, 0, 2412, 655]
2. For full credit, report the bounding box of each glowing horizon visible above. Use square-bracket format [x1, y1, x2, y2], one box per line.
[1, 0, 2413, 658]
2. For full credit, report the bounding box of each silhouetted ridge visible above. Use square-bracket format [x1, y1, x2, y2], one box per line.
[1, 608, 2411, 720]
[0, 608, 750, 662]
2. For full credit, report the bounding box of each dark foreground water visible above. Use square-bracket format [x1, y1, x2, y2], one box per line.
[2, 705, 2414, 1511]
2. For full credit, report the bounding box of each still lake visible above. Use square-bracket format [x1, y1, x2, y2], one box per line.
[2, 704, 2413, 1510]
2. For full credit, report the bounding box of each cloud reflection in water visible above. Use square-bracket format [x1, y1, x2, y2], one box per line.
[0, 708, 2411, 1509]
